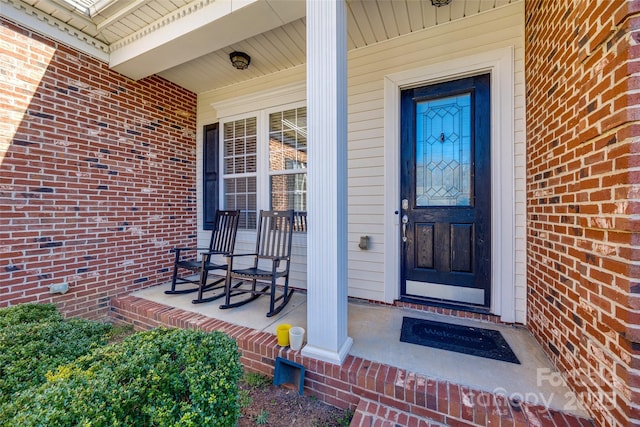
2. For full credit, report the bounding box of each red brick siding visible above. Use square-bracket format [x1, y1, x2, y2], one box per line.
[525, 1, 639, 426]
[0, 18, 197, 319]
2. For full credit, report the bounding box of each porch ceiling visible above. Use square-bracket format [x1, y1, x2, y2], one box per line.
[8, 0, 519, 93]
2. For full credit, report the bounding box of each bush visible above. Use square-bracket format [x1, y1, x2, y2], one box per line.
[1, 327, 242, 427]
[0, 315, 113, 405]
[0, 303, 62, 328]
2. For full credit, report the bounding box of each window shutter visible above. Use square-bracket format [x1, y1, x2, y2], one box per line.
[203, 123, 219, 230]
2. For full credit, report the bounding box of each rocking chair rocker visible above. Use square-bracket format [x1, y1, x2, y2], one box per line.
[220, 209, 295, 317]
[165, 210, 239, 304]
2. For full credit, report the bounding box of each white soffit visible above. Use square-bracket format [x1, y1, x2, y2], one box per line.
[1, 0, 109, 60]
[109, 0, 306, 80]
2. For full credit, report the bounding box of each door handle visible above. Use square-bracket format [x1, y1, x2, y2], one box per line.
[402, 215, 408, 242]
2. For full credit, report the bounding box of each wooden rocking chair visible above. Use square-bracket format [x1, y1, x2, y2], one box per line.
[220, 209, 295, 317]
[165, 210, 239, 304]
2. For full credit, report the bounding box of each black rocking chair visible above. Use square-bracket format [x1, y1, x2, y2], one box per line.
[220, 209, 295, 317]
[165, 210, 239, 304]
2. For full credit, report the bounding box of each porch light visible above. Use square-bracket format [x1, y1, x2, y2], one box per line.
[430, 0, 451, 6]
[229, 51, 251, 70]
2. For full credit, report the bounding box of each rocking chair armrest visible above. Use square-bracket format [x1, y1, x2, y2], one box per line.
[170, 247, 211, 253]
[225, 254, 288, 261]
[201, 250, 231, 256]
[225, 253, 258, 259]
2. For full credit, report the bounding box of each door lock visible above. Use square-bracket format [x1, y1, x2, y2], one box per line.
[402, 199, 409, 210]
[402, 214, 408, 242]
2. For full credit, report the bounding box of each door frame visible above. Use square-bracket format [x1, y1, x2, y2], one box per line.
[383, 46, 516, 322]
[400, 75, 492, 307]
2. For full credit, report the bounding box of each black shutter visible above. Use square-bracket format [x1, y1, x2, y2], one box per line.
[203, 123, 219, 230]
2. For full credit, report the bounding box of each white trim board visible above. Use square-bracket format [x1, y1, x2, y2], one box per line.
[211, 82, 306, 119]
[383, 46, 516, 323]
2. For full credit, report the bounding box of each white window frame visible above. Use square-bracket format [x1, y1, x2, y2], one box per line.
[212, 82, 307, 243]
[218, 101, 307, 228]
[220, 111, 262, 230]
[262, 101, 308, 213]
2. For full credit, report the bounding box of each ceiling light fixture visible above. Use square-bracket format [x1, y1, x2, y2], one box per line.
[431, 0, 452, 6]
[229, 51, 251, 70]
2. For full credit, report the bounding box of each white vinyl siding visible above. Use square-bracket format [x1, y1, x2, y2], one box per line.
[345, 2, 525, 322]
[195, 2, 526, 322]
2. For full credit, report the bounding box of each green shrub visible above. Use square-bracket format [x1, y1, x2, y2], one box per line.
[1, 328, 243, 427]
[0, 317, 112, 405]
[0, 303, 62, 328]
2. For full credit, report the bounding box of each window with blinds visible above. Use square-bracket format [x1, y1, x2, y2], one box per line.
[222, 117, 257, 229]
[220, 104, 307, 231]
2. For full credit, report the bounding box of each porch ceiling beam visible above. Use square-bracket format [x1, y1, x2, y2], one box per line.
[109, 0, 306, 81]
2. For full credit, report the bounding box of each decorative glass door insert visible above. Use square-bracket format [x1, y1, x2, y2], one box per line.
[415, 94, 471, 207]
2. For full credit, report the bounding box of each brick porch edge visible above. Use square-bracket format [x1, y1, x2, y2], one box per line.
[109, 295, 593, 427]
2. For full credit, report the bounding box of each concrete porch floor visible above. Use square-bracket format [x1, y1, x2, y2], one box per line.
[131, 281, 588, 419]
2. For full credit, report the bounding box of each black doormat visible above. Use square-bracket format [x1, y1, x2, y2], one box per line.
[400, 317, 520, 364]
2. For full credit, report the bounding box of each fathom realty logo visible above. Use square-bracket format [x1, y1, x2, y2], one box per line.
[536, 368, 619, 413]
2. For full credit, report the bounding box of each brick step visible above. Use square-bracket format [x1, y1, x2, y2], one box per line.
[350, 398, 446, 427]
[349, 394, 594, 427]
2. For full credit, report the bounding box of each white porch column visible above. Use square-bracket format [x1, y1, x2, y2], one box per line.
[302, 0, 352, 364]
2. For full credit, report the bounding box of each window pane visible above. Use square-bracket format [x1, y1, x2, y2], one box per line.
[246, 136, 257, 156]
[223, 122, 234, 140]
[223, 176, 257, 229]
[245, 117, 257, 135]
[269, 107, 307, 172]
[297, 135, 306, 151]
[224, 118, 257, 175]
[270, 173, 307, 212]
[246, 154, 257, 174]
[224, 157, 233, 175]
[269, 112, 282, 132]
[234, 120, 244, 136]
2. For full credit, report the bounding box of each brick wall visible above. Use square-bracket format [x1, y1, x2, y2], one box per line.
[0, 18, 198, 319]
[525, 1, 639, 425]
